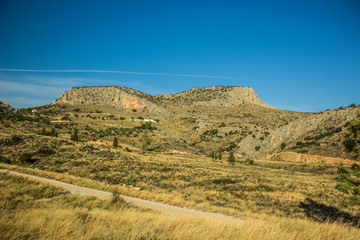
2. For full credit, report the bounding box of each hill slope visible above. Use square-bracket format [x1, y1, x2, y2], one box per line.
[39, 85, 360, 159]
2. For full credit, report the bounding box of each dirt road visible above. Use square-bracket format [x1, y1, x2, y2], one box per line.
[0, 169, 243, 222]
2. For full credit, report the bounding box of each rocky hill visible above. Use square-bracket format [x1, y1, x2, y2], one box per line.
[38, 85, 360, 160]
[237, 105, 360, 160]
[53, 86, 170, 116]
[154, 86, 273, 110]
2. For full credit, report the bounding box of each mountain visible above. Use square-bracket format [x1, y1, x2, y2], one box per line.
[154, 86, 273, 109]
[50, 85, 359, 160]
[53, 86, 170, 116]
[238, 106, 359, 160]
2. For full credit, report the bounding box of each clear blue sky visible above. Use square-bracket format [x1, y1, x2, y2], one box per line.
[0, 0, 359, 112]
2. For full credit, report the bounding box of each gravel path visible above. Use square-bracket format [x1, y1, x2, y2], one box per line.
[0, 169, 243, 222]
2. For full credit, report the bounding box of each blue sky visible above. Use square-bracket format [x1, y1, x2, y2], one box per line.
[0, 0, 359, 112]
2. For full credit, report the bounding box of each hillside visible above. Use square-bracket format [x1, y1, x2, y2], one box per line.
[23, 85, 360, 159]
[0, 86, 360, 237]
[51, 86, 312, 156]
[238, 105, 360, 160]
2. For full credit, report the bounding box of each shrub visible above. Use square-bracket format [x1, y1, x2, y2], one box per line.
[281, 142, 286, 150]
[203, 129, 218, 135]
[255, 146, 261, 151]
[228, 152, 235, 163]
[245, 158, 254, 165]
[113, 137, 118, 148]
[336, 164, 360, 206]
[36, 148, 56, 157]
[343, 138, 356, 152]
[19, 152, 36, 164]
[61, 116, 71, 121]
[141, 133, 150, 151]
[71, 128, 79, 141]
[0, 155, 11, 164]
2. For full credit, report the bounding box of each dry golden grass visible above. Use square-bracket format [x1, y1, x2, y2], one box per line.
[1, 172, 359, 240]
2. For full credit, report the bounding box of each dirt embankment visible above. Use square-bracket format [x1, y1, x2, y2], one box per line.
[273, 151, 358, 165]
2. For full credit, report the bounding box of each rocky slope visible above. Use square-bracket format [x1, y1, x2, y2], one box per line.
[237, 106, 359, 159]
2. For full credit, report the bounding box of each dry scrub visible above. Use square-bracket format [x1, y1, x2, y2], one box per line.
[1, 172, 359, 240]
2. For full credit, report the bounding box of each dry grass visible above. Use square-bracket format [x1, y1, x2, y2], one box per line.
[1, 172, 359, 240]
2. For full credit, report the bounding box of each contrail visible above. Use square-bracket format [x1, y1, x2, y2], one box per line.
[0, 68, 242, 80]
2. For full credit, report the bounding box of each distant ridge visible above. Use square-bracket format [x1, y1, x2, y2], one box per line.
[54, 85, 273, 114]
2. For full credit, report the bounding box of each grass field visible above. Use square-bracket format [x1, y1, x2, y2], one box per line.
[1, 171, 359, 240]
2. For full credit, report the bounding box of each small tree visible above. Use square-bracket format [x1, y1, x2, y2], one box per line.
[228, 152, 235, 163]
[218, 150, 222, 160]
[281, 142, 286, 150]
[19, 152, 35, 164]
[51, 128, 58, 137]
[113, 137, 118, 148]
[141, 133, 150, 151]
[211, 151, 215, 160]
[71, 128, 78, 141]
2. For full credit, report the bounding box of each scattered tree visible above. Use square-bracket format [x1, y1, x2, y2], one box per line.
[113, 137, 118, 148]
[281, 142, 286, 150]
[218, 150, 222, 160]
[141, 133, 151, 151]
[71, 128, 79, 141]
[228, 152, 235, 163]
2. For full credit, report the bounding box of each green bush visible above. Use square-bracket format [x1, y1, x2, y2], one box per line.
[113, 137, 118, 148]
[255, 146, 261, 151]
[61, 116, 71, 121]
[19, 152, 36, 164]
[335, 164, 360, 206]
[0, 155, 11, 164]
[228, 152, 235, 163]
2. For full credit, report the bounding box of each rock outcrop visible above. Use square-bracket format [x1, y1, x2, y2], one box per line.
[155, 86, 273, 108]
[53, 86, 170, 115]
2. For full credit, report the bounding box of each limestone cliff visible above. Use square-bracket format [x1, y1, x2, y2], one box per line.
[154, 86, 272, 108]
[53, 86, 170, 115]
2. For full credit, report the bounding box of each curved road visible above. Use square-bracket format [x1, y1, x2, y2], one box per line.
[0, 169, 243, 222]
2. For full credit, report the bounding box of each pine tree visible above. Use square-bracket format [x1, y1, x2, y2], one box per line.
[71, 128, 78, 141]
[113, 137, 118, 148]
[228, 152, 235, 163]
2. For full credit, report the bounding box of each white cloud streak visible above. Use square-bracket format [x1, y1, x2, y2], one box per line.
[0, 68, 242, 80]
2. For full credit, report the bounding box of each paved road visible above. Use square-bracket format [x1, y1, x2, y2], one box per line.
[0, 169, 243, 222]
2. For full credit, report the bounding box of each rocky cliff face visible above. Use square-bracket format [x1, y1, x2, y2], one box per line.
[53, 86, 170, 115]
[237, 107, 359, 158]
[155, 86, 272, 108]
